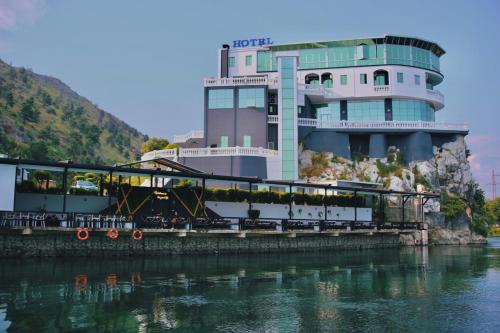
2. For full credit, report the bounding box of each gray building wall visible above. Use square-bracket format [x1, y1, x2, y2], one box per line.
[205, 86, 268, 148]
[179, 156, 267, 178]
[302, 130, 351, 159]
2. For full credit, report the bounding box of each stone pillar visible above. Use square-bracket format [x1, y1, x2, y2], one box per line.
[369, 134, 387, 158]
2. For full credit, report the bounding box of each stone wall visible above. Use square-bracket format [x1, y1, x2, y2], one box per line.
[0, 230, 407, 257]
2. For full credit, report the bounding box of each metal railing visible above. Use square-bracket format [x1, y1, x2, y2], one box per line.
[173, 130, 204, 143]
[179, 146, 279, 158]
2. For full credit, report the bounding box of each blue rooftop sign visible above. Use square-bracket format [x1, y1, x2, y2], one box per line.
[233, 38, 273, 48]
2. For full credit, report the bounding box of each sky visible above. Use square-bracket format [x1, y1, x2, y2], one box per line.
[0, 0, 499, 198]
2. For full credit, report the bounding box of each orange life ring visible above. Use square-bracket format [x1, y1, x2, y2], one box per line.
[76, 228, 89, 241]
[107, 228, 119, 240]
[132, 229, 143, 241]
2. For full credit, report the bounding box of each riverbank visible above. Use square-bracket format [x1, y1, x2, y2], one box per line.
[0, 227, 427, 257]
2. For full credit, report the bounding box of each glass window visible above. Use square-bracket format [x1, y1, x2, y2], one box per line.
[360, 73, 367, 84]
[229, 57, 235, 67]
[414, 75, 421, 85]
[340, 75, 348, 85]
[347, 100, 385, 121]
[208, 89, 234, 109]
[397, 72, 404, 83]
[328, 46, 355, 67]
[257, 51, 277, 72]
[316, 103, 341, 122]
[245, 55, 252, 66]
[386, 44, 411, 66]
[357, 44, 384, 66]
[243, 135, 251, 147]
[220, 136, 228, 147]
[299, 49, 328, 69]
[392, 99, 435, 121]
[238, 88, 265, 108]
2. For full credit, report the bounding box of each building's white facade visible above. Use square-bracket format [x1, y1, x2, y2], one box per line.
[160, 35, 468, 180]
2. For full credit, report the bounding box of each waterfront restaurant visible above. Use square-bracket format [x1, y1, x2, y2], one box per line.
[0, 157, 438, 233]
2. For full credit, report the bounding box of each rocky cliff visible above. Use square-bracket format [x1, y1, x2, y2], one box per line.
[299, 134, 485, 244]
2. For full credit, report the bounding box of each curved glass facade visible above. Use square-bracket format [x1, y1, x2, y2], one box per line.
[392, 99, 435, 121]
[257, 44, 441, 73]
[314, 99, 435, 122]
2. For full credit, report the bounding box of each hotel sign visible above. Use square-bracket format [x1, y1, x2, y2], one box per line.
[233, 38, 273, 48]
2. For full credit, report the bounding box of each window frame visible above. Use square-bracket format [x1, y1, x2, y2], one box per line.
[340, 75, 348, 86]
[245, 55, 252, 66]
[397, 72, 404, 83]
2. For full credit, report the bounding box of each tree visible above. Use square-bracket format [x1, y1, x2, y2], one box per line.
[486, 198, 500, 224]
[20, 97, 40, 122]
[26, 140, 49, 160]
[140, 137, 169, 154]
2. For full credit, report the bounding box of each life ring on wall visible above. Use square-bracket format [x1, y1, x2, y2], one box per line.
[107, 228, 119, 240]
[76, 228, 89, 241]
[74, 274, 88, 289]
[132, 229, 143, 241]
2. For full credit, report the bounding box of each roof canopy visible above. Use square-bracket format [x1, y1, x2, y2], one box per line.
[269, 35, 445, 57]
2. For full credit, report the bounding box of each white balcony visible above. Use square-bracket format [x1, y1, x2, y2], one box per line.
[204, 76, 278, 87]
[141, 149, 177, 161]
[296, 118, 468, 132]
[426, 89, 445, 104]
[179, 146, 279, 158]
[173, 130, 204, 143]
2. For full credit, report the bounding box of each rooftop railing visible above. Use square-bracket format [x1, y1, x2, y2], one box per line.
[173, 130, 204, 143]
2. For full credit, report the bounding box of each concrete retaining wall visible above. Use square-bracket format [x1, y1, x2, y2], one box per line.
[0, 230, 412, 257]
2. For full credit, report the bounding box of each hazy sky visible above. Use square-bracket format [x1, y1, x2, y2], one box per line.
[0, 0, 499, 197]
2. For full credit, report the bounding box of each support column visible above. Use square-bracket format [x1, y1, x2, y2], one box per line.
[369, 134, 387, 158]
[62, 167, 68, 213]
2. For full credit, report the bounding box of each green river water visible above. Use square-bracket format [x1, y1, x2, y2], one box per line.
[0, 239, 499, 332]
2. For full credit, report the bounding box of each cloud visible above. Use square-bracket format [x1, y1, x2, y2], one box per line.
[466, 135, 500, 198]
[0, 0, 46, 31]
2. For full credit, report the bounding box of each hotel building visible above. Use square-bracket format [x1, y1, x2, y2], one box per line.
[147, 35, 468, 180]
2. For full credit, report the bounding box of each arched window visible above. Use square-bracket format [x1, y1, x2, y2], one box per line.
[373, 70, 389, 86]
[321, 73, 333, 88]
[305, 73, 320, 85]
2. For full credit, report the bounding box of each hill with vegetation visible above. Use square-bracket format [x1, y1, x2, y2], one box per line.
[0, 59, 146, 164]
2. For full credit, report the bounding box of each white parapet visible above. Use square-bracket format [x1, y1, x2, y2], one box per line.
[290, 118, 468, 132]
[141, 149, 177, 161]
[204, 76, 278, 88]
[179, 146, 279, 158]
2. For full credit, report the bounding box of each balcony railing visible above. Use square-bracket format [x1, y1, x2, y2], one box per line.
[426, 89, 445, 104]
[141, 149, 177, 161]
[204, 76, 278, 87]
[179, 146, 279, 158]
[373, 85, 391, 93]
[268, 115, 278, 123]
[173, 130, 204, 143]
[295, 118, 468, 131]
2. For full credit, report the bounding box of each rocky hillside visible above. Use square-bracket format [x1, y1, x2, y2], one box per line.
[299, 135, 488, 242]
[0, 59, 146, 164]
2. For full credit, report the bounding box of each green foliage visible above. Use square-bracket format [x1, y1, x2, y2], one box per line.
[141, 137, 170, 154]
[301, 151, 329, 178]
[376, 159, 403, 178]
[331, 154, 342, 163]
[469, 185, 495, 236]
[0, 59, 144, 163]
[20, 97, 40, 122]
[412, 165, 431, 190]
[351, 151, 367, 164]
[486, 198, 500, 223]
[441, 192, 466, 220]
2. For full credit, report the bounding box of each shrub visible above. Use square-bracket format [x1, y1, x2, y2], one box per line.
[441, 192, 466, 220]
[376, 159, 402, 178]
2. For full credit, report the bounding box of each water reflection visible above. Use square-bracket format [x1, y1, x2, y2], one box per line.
[0, 244, 499, 332]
